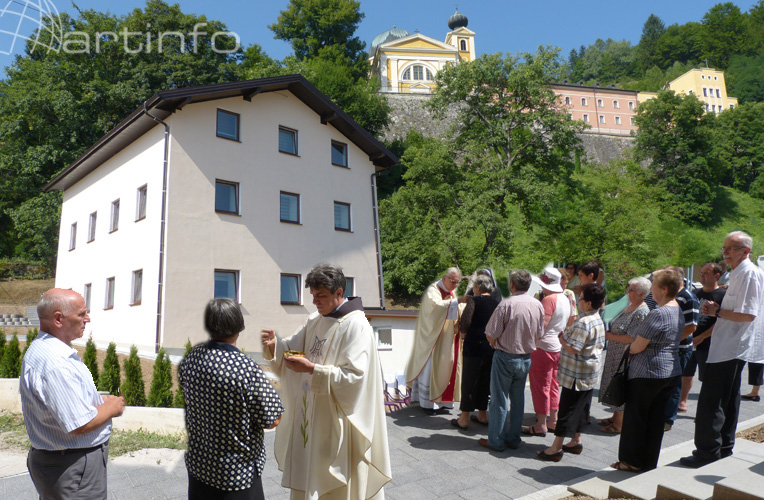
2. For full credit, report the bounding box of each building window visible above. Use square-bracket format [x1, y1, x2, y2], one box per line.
[426, 68, 433, 80]
[402, 68, 410, 80]
[564, 96, 571, 105]
[281, 274, 301, 305]
[280, 191, 300, 224]
[628, 101, 634, 110]
[214, 270, 239, 301]
[413, 65, 423, 80]
[701, 75, 705, 79]
[105, 277, 115, 310]
[69, 222, 77, 251]
[216, 109, 239, 141]
[597, 99, 603, 107]
[599, 115, 605, 124]
[703, 88, 708, 97]
[730, 104, 735, 110]
[689, 89, 693, 94]
[334, 202, 351, 231]
[631, 117, 636, 126]
[279, 126, 298, 155]
[615, 116, 621, 125]
[582, 114, 589, 123]
[714, 76, 718, 80]
[343, 277, 354, 298]
[215, 180, 239, 215]
[331, 141, 348, 167]
[716, 89, 721, 98]
[613, 100, 619, 109]
[84, 283, 92, 312]
[581, 98, 588, 106]
[87, 212, 97, 243]
[460, 39, 467, 51]
[136, 185, 147, 221]
[110, 199, 119, 233]
[131, 269, 142, 306]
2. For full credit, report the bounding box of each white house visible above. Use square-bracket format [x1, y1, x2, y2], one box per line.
[45, 75, 398, 356]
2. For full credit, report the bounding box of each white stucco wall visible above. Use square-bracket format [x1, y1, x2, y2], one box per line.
[55, 128, 166, 353]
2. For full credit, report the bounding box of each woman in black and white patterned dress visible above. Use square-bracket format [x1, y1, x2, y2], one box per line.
[179, 299, 284, 500]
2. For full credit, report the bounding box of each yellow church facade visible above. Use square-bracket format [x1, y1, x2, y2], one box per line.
[369, 10, 475, 94]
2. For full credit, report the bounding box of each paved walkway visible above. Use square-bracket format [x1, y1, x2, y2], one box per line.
[2, 372, 763, 500]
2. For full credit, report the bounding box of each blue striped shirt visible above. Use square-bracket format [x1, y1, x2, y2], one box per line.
[20, 332, 110, 450]
[628, 306, 684, 379]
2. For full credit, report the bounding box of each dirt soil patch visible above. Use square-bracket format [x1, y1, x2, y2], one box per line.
[0, 278, 54, 311]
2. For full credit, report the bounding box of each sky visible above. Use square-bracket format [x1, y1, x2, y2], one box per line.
[0, 0, 760, 73]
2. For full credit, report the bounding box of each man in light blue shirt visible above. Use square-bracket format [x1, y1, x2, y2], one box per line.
[20, 288, 125, 499]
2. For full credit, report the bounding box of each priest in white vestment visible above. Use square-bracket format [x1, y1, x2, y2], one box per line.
[262, 264, 391, 500]
[405, 267, 465, 414]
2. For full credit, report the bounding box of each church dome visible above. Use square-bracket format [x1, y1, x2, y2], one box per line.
[447, 9, 468, 30]
[369, 25, 410, 55]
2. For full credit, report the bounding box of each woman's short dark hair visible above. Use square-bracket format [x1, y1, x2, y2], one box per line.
[580, 261, 600, 281]
[653, 269, 682, 299]
[474, 274, 494, 294]
[509, 270, 532, 293]
[581, 283, 606, 310]
[305, 263, 346, 294]
[204, 298, 245, 340]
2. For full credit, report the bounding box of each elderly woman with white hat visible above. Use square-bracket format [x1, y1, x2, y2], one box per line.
[522, 267, 572, 436]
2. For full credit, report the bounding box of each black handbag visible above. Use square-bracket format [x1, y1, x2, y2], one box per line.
[601, 346, 630, 407]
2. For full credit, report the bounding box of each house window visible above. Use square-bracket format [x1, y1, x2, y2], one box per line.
[136, 185, 147, 221]
[331, 141, 348, 167]
[597, 99, 603, 107]
[105, 277, 115, 310]
[216, 109, 239, 141]
[131, 269, 142, 306]
[69, 222, 77, 251]
[613, 100, 619, 109]
[214, 270, 239, 301]
[703, 88, 708, 97]
[215, 180, 239, 215]
[730, 104, 735, 110]
[615, 116, 621, 125]
[413, 65, 423, 80]
[402, 68, 410, 80]
[279, 126, 298, 155]
[334, 202, 351, 231]
[599, 115, 605, 124]
[280, 191, 300, 223]
[628, 101, 634, 110]
[582, 114, 589, 123]
[701, 75, 705, 79]
[426, 68, 433, 80]
[581, 98, 588, 106]
[343, 277, 355, 298]
[460, 39, 467, 51]
[714, 76, 718, 80]
[631, 117, 636, 126]
[87, 212, 97, 243]
[84, 283, 92, 312]
[281, 274, 301, 305]
[564, 96, 571, 105]
[110, 199, 119, 232]
[716, 89, 721, 98]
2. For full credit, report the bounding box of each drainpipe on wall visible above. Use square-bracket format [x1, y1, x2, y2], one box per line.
[143, 103, 170, 353]
[370, 170, 386, 309]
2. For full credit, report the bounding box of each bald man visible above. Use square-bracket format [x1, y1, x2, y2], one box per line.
[20, 289, 125, 499]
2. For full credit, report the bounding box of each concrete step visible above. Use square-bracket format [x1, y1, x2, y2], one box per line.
[569, 441, 695, 499]
[655, 440, 764, 500]
[713, 460, 764, 500]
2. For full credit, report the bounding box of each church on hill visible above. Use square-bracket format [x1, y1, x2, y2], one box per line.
[368, 8, 475, 94]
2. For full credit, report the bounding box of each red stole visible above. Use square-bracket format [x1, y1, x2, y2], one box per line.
[437, 287, 460, 403]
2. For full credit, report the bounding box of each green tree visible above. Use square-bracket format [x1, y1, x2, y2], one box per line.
[98, 342, 121, 395]
[634, 90, 719, 222]
[0, 330, 5, 366]
[0, 334, 21, 378]
[83, 335, 99, 383]
[727, 52, 764, 103]
[147, 348, 173, 407]
[700, 2, 749, 69]
[567, 38, 637, 85]
[713, 102, 764, 190]
[122, 345, 146, 406]
[653, 23, 703, 69]
[22, 328, 38, 362]
[173, 339, 193, 408]
[637, 14, 666, 72]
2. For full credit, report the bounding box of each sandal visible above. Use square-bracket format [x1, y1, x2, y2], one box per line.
[521, 425, 546, 437]
[598, 417, 614, 426]
[601, 424, 621, 434]
[678, 403, 688, 413]
[611, 461, 641, 472]
[470, 415, 489, 426]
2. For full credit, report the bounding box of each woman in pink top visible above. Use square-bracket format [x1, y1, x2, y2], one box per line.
[522, 267, 572, 436]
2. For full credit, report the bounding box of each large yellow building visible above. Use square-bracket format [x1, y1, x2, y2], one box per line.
[638, 67, 738, 114]
[368, 9, 475, 93]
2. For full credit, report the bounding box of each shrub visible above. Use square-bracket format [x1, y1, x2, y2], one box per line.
[173, 339, 192, 408]
[122, 345, 146, 406]
[83, 336, 99, 383]
[147, 348, 173, 407]
[0, 334, 21, 378]
[22, 328, 38, 358]
[98, 342, 121, 395]
[0, 329, 6, 366]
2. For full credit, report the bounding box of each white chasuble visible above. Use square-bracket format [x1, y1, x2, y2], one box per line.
[267, 304, 391, 500]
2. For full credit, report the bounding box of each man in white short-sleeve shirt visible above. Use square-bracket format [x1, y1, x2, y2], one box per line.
[20, 289, 125, 499]
[681, 232, 764, 468]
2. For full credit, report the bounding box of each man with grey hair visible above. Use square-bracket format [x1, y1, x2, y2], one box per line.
[405, 267, 465, 414]
[20, 288, 125, 499]
[682, 231, 764, 467]
[262, 263, 391, 499]
[479, 270, 545, 451]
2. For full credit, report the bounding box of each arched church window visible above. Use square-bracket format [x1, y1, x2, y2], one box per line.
[403, 68, 410, 80]
[426, 68, 433, 80]
[460, 40, 467, 51]
[413, 65, 423, 80]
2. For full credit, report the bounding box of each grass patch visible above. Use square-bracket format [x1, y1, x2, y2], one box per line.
[0, 411, 187, 457]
